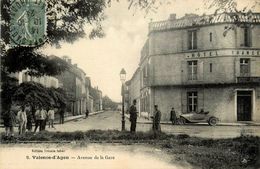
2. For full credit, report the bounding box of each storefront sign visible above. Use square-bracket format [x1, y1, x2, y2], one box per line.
[185, 49, 260, 59]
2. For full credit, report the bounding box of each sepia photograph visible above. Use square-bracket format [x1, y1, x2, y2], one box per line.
[0, 0, 260, 168]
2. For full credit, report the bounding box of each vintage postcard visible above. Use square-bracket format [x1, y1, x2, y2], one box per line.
[1, 0, 260, 168]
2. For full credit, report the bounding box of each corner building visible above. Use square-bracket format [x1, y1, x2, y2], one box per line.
[129, 13, 260, 122]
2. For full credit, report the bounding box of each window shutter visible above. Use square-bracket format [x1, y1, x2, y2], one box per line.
[198, 60, 204, 81]
[181, 60, 188, 83]
[197, 89, 204, 111]
[194, 31, 197, 49]
[181, 90, 187, 113]
[235, 58, 240, 78]
[251, 59, 260, 77]
[188, 31, 192, 50]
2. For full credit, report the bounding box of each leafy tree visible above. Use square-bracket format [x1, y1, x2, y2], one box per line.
[102, 95, 118, 110]
[12, 81, 67, 108]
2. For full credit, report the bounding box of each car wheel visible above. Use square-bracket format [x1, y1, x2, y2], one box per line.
[179, 117, 186, 125]
[208, 117, 217, 126]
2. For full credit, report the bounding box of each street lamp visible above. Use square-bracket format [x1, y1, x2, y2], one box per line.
[120, 68, 126, 131]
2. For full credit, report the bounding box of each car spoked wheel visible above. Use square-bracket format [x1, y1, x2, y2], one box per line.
[179, 117, 186, 125]
[208, 117, 217, 126]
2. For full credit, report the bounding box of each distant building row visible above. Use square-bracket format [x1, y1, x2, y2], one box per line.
[11, 56, 103, 116]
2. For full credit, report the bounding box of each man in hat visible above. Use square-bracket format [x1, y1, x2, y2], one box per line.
[152, 105, 161, 132]
[129, 99, 138, 133]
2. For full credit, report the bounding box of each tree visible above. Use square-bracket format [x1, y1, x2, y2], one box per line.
[11, 82, 67, 108]
[102, 95, 118, 110]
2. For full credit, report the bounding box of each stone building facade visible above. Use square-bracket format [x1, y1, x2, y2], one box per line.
[13, 70, 59, 88]
[127, 12, 260, 122]
[57, 56, 89, 116]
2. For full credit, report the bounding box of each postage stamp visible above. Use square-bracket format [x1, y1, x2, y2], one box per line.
[10, 0, 46, 47]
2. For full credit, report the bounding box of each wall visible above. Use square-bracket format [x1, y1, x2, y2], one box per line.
[152, 86, 260, 122]
[128, 69, 141, 112]
[151, 54, 260, 86]
[149, 24, 260, 56]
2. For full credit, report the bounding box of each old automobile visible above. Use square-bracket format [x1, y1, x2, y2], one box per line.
[179, 110, 218, 126]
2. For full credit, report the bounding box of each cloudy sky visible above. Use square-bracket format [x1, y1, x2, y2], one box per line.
[43, 0, 258, 102]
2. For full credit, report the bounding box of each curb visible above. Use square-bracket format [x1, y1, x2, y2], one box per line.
[121, 113, 260, 126]
[136, 121, 260, 126]
[0, 111, 105, 127]
[55, 111, 105, 124]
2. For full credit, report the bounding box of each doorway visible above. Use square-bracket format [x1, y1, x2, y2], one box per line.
[237, 91, 252, 121]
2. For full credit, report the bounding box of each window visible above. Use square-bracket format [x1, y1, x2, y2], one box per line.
[243, 26, 251, 47]
[210, 63, 212, 73]
[188, 60, 198, 80]
[187, 91, 198, 112]
[209, 32, 212, 42]
[142, 65, 148, 86]
[240, 58, 250, 77]
[188, 30, 197, 50]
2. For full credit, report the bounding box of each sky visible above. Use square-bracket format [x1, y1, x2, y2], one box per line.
[43, 0, 259, 102]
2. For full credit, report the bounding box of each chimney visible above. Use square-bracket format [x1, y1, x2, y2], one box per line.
[169, 13, 176, 20]
[68, 59, 72, 64]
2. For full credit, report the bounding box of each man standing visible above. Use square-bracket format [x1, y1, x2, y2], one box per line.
[48, 106, 55, 128]
[59, 106, 65, 124]
[85, 109, 89, 118]
[129, 99, 138, 133]
[170, 107, 177, 125]
[17, 105, 27, 135]
[152, 105, 161, 132]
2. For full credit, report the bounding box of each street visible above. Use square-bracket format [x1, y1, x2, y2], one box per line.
[42, 111, 260, 139]
[1, 111, 259, 139]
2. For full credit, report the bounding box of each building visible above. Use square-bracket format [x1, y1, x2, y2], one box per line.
[127, 12, 260, 122]
[11, 70, 59, 88]
[125, 67, 141, 116]
[90, 86, 103, 112]
[57, 56, 89, 116]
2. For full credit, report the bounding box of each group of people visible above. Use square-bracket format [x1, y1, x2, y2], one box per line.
[129, 100, 162, 133]
[2, 103, 60, 138]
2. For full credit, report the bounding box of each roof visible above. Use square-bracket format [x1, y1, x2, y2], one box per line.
[149, 12, 260, 33]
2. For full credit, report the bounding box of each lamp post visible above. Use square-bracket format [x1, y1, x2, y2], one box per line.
[120, 68, 126, 131]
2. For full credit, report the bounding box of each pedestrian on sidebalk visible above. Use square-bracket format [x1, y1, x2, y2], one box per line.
[34, 105, 44, 133]
[129, 99, 138, 133]
[59, 106, 65, 124]
[85, 109, 89, 118]
[170, 107, 177, 125]
[25, 104, 33, 132]
[41, 106, 48, 130]
[2, 104, 16, 138]
[48, 106, 55, 128]
[152, 105, 161, 133]
[17, 105, 27, 135]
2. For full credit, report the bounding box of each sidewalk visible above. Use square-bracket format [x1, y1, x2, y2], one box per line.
[123, 113, 260, 126]
[0, 111, 105, 127]
[54, 111, 104, 124]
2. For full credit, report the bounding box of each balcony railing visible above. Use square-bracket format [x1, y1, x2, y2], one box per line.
[237, 77, 260, 83]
